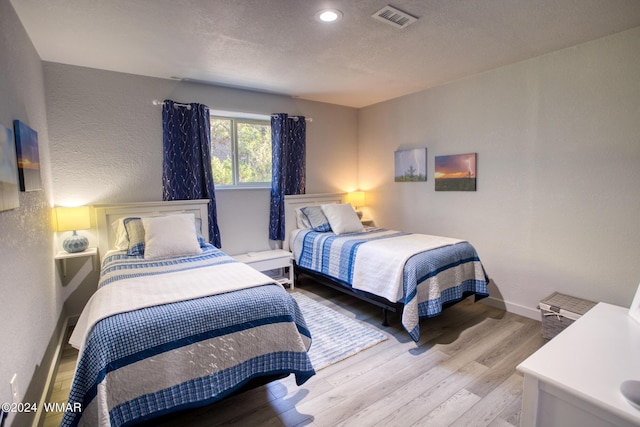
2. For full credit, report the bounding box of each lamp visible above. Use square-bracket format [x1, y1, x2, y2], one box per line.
[55, 206, 91, 253]
[346, 191, 365, 218]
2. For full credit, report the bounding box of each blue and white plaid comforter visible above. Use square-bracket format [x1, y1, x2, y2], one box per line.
[62, 246, 315, 427]
[293, 229, 489, 341]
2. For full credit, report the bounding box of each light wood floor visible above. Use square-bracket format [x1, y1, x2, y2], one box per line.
[42, 278, 546, 427]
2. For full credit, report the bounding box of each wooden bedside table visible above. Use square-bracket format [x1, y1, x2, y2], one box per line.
[55, 247, 98, 277]
[232, 249, 294, 288]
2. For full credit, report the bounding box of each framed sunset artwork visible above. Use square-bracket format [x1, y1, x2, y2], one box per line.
[14, 120, 42, 191]
[435, 153, 477, 191]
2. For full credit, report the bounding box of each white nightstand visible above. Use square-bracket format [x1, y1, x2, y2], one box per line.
[233, 249, 294, 288]
[361, 217, 375, 226]
[55, 247, 98, 277]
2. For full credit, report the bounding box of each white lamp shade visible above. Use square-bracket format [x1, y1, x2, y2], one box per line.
[55, 206, 91, 232]
[346, 191, 365, 207]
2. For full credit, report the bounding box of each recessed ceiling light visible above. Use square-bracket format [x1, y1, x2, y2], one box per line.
[315, 9, 343, 23]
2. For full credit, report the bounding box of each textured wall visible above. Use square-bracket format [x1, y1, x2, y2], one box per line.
[0, 0, 60, 425]
[43, 64, 359, 256]
[358, 27, 640, 317]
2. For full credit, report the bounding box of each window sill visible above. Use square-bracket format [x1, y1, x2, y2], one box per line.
[215, 186, 271, 191]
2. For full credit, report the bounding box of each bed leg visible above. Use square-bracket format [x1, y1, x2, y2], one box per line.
[382, 308, 389, 326]
[293, 266, 299, 285]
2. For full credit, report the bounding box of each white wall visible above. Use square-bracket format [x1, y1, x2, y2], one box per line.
[358, 27, 640, 318]
[43, 63, 359, 258]
[0, 1, 60, 425]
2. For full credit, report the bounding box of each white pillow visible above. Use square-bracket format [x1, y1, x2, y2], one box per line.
[321, 203, 364, 235]
[142, 213, 202, 260]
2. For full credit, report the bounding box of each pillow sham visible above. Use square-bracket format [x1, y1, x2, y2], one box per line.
[295, 208, 312, 229]
[194, 217, 208, 246]
[142, 214, 202, 260]
[321, 203, 364, 235]
[300, 206, 332, 232]
[111, 219, 129, 250]
[123, 217, 145, 256]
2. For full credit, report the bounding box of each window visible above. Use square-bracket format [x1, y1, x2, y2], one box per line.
[210, 116, 272, 187]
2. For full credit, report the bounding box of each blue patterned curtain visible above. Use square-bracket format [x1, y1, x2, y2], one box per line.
[162, 99, 222, 248]
[269, 113, 306, 241]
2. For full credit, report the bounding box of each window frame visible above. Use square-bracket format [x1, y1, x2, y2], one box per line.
[210, 114, 272, 189]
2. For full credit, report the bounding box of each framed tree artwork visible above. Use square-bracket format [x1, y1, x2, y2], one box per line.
[394, 148, 427, 182]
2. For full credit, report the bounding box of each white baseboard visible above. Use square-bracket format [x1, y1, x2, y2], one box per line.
[481, 296, 540, 321]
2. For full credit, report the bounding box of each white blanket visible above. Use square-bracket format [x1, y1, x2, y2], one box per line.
[352, 234, 463, 301]
[70, 262, 279, 351]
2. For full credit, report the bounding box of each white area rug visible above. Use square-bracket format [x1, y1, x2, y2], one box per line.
[292, 292, 388, 370]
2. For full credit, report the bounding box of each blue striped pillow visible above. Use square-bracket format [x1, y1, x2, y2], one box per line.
[123, 218, 145, 256]
[301, 206, 332, 232]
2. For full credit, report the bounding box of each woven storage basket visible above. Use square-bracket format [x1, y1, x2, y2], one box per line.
[539, 292, 596, 339]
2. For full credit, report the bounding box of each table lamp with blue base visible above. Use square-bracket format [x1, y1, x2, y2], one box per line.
[55, 206, 90, 253]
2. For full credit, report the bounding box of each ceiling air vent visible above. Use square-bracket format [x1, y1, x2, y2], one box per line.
[372, 5, 418, 29]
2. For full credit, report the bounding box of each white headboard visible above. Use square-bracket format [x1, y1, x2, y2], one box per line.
[94, 199, 210, 257]
[283, 193, 346, 251]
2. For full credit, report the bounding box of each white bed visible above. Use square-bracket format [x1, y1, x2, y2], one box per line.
[63, 200, 315, 427]
[284, 193, 490, 341]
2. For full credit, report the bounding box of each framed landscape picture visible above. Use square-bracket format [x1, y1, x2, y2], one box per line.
[435, 152, 477, 191]
[394, 148, 427, 182]
[0, 123, 20, 211]
[13, 120, 42, 191]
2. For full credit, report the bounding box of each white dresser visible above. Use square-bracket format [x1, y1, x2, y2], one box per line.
[518, 303, 640, 426]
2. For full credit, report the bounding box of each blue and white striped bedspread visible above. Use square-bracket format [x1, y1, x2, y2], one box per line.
[293, 229, 489, 342]
[62, 246, 315, 427]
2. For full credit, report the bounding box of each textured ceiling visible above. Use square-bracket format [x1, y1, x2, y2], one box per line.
[10, 0, 640, 108]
